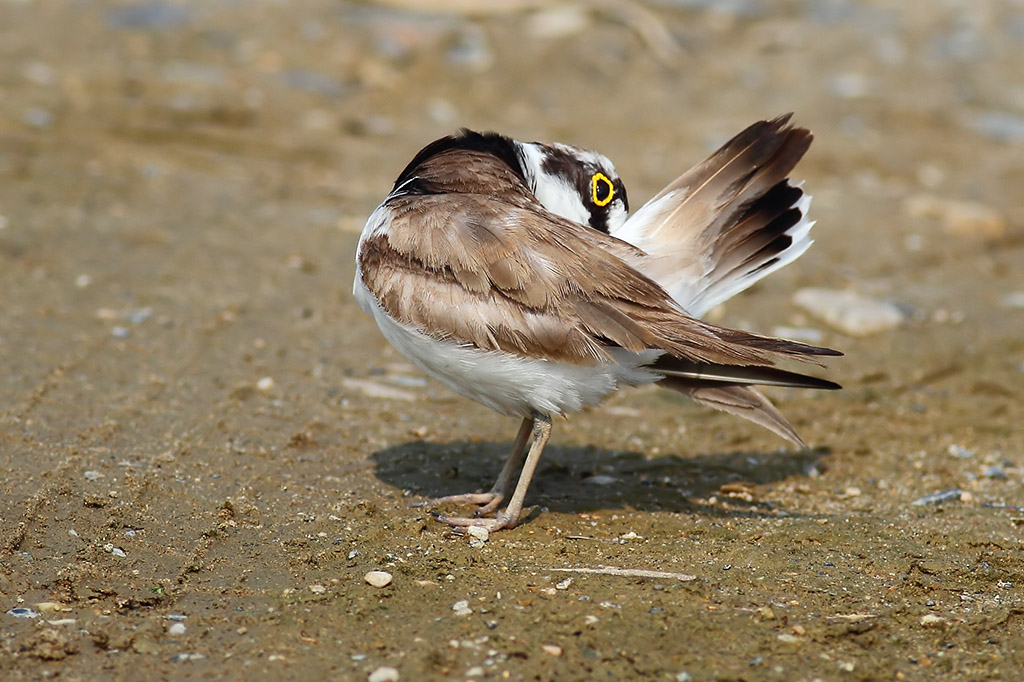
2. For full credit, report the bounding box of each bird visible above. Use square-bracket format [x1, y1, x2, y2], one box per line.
[353, 114, 840, 531]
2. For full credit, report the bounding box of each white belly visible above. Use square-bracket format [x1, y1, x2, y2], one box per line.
[353, 276, 661, 418]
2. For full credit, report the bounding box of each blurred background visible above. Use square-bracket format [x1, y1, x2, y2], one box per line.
[2, 1, 1023, 679]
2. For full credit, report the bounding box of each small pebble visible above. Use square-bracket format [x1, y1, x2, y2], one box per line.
[84, 470, 102, 481]
[982, 465, 1008, 480]
[364, 571, 393, 588]
[309, 584, 327, 594]
[541, 644, 563, 656]
[911, 489, 964, 506]
[7, 608, 40, 619]
[947, 444, 974, 459]
[920, 614, 947, 628]
[256, 377, 275, 392]
[777, 633, 802, 644]
[452, 600, 472, 617]
[465, 667, 484, 677]
[368, 667, 400, 682]
[794, 288, 906, 337]
[168, 622, 186, 636]
[555, 577, 572, 590]
[466, 526, 489, 542]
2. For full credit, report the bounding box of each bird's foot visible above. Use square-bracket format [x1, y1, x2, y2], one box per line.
[411, 491, 505, 517]
[429, 508, 525, 532]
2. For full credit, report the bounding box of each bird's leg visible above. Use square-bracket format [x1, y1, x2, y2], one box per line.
[412, 417, 533, 512]
[436, 414, 551, 532]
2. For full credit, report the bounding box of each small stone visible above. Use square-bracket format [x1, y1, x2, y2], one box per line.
[555, 577, 572, 590]
[466, 526, 489, 542]
[904, 194, 1006, 239]
[982, 465, 1008, 480]
[777, 633, 802, 644]
[452, 600, 472, 617]
[465, 667, 485, 677]
[84, 471, 102, 481]
[75, 274, 92, 288]
[368, 666, 400, 682]
[256, 377, 275, 392]
[792, 624, 807, 636]
[676, 674, 693, 682]
[103, 543, 127, 558]
[756, 606, 775, 621]
[7, 608, 40, 619]
[947, 444, 975, 459]
[541, 644, 563, 656]
[309, 584, 327, 594]
[168, 622, 186, 636]
[920, 614, 946, 628]
[911, 489, 964, 506]
[364, 571, 393, 588]
[794, 288, 906, 337]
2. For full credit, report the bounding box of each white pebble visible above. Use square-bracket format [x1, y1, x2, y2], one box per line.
[920, 613, 946, 628]
[368, 666, 400, 682]
[168, 622, 186, 636]
[256, 377, 275, 391]
[466, 526, 489, 542]
[794, 288, 906, 337]
[364, 571, 393, 588]
[452, 600, 472, 617]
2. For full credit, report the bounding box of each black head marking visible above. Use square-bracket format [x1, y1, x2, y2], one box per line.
[537, 146, 628, 233]
[392, 130, 526, 195]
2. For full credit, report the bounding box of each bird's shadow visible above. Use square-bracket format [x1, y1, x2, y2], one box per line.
[371, 438, 828, 520]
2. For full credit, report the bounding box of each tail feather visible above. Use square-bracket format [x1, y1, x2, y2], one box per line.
[613, 114, 815, 317]
[652, 356, 841, 391]
[661, 380, 807, 447]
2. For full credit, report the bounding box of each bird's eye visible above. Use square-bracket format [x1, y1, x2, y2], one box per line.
[591, 172, 614, 207]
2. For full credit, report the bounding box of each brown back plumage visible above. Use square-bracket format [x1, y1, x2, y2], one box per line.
[360, 140, 837, 377]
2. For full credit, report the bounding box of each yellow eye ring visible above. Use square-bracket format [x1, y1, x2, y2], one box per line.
[591, 172, 614, 207]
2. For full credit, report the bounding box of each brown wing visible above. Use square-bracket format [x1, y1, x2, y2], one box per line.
[360, 151, 835, 370]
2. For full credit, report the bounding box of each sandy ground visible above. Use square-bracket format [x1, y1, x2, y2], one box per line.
[2, 1, 1024, 680]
